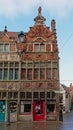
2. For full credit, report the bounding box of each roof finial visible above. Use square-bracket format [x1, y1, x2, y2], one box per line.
[38, 6, 42, 16]
[4, 26, 7, 32]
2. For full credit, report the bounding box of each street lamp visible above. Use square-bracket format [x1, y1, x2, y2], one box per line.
[7, 85, 12, 126]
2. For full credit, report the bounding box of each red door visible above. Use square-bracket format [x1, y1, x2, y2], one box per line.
[33, 100, 45, 121]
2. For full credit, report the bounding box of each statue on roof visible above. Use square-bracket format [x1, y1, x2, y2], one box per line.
[38, 6, 42, 16]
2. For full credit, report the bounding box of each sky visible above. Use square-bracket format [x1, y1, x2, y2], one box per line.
[0, 0, 73, 86]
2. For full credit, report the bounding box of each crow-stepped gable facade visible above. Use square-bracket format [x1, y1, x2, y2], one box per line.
[0, 7, 60, 122]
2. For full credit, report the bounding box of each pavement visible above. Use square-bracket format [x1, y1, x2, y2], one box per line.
[0, 110, 73, 130]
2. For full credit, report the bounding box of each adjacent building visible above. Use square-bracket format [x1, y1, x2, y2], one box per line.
[59, 84, 71, 114]
[0, 7, 60, 122]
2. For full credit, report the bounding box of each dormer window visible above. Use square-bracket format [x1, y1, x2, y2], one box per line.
[18, 31, 24, 43]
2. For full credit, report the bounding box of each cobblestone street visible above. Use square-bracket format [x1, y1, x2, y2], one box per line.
[0, 110, 73, 130]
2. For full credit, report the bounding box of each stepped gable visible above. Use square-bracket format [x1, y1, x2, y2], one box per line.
[25, 6, 53, 43]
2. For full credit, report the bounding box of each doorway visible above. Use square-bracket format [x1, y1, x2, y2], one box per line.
[33, 100, 45, 121]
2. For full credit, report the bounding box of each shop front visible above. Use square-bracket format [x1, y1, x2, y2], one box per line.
[46, 100, 57, 121]
[9, 101, 17, 122]
[19, 100, 32, 121]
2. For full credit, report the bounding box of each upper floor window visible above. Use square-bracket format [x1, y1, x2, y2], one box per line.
[34, 44, 45, 52]
[47, 91, 55, 99]
[0, 62, 19, 80]
[0, 44, 9, 52]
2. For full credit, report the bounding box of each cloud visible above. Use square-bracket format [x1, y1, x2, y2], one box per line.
[0, 0, 73, 18]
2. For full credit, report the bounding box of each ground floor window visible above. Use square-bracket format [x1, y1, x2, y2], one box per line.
[47, 104, 55, 112]
[47, 100, 55, 113]
[10, 101, 17, 113]
[20, 101, 31, 114]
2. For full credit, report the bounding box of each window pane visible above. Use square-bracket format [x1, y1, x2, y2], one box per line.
[34, 62, 39, 68]
[0, 44, 3, 52]
[47, 104, 55, 112]
[9, 92, 12, 99]
[0, 92, 1, 98]
[47, 92, 50, 98]
[26, 92, 32, 99]
[46, 62, 51, 68]
[46, 68, 51, 79]
[40, 62, 45, 67]
[24, 104, 31, 112]
[2, 92, 6, 98]
[27, 63, 32, 68]
[15, 69, 19, 79]
[15, 62, 19, 68]
[34, 44, 39, 52]
[40, 68, 45, 79]
[34, 69, 39, 79]
[52, 69, 57, 79]
[40, 44, 45, 52]
[40, 92, 45, 98]
[4, 62, 8, 67]
[27, 69, 32, 80]
[3, 69, 8, 80]
[0, 63, 3, 67]
[10, 101, 17, 113]
[33, 92, 39, 98]
[10, 63, 14, 68]
[0, 69, 2, 80]
[20, 103, 24, 113]
[21, 69, 26, 80]
[9, 69, 13, 80]
[20, 92, 25, 98]
[51, 92, 55, 98]
[52, 62, 57, 68]
[21, 62, 26, 68]
[4, 44, 9, 52]
[14, 92, 18, 98]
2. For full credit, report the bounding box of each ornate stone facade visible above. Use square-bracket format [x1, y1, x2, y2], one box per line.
[0, 7, 60, 122]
